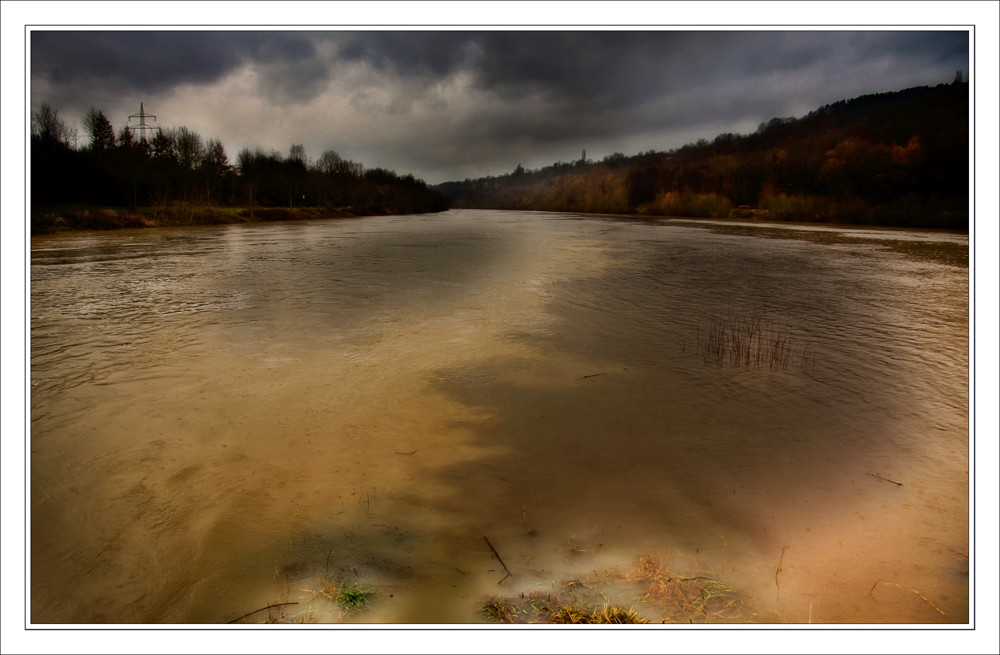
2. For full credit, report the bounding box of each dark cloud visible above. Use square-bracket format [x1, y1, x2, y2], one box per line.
[850, 30, 969, 63]
[29, 30, 969, 183]
[337, 31, 476, 77]
[31, 31, 317, 95]
[339, 31, 706, 107]
[336, 30, 967, 116]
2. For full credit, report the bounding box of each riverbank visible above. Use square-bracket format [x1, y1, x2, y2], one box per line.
[29, 204, 435, 235]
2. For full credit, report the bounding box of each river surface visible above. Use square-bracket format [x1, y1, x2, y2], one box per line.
[29, 209, 969, 624]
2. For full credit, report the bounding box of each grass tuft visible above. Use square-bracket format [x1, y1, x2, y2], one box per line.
[699, 306, 809, 371]
[337, 580, 376, 610]
[481, 598, 516, 623]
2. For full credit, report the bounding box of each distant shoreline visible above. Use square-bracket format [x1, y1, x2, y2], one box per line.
[30, 204, 445, 235]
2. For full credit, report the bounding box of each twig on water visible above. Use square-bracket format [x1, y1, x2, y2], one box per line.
[484, 536, 514, 584]
[581, 372, 607, 379]
[867, 579, 881, 599]
[867, 472, 903, 487]
[395, 450, 417, 455]
[774, 546, 789, 600]
[227, 602, 299, 624]
[869, 581, 946, 616]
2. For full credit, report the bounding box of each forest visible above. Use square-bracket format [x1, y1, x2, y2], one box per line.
[31, 81, 969, 233]
[436, 81, 969, 229]
[29, 105, 449, 234]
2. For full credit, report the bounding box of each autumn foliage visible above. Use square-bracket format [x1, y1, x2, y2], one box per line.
[437, 82, 968, 229]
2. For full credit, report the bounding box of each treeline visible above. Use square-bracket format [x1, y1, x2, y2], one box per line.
[437, 82, 969, 229]
[30, 104, 448, 232]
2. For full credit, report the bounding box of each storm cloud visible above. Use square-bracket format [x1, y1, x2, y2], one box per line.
[30, 30, 969, 183]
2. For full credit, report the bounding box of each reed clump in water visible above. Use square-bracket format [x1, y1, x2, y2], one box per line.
[699, 306, 807, 371]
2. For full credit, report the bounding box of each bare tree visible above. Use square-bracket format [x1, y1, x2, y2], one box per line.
[203, 139, 230, 173]
[174, 126, 204, 171]
[32, 102, 67, 144]
[315, 148, 363, 177]
[288, 143, 307, 165]
[315, 149, 343, 175]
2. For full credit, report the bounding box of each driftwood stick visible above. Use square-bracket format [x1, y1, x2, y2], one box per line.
[867, 472, 903, 487]
[774, 545, 789, 599]
[484, 536, 513, 584]
[581, 372, 607, 379]
[227, 601, 299, 624]
[395, 449, 417, 455]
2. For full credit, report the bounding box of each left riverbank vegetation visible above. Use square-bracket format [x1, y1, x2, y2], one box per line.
[29, 104, 449, 234]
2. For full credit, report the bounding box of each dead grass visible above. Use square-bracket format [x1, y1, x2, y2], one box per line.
[551, 605, 649, 624]
[629, 555, 746, 623]
[480, 554, 750, 624]
[480, 590, 650, 624]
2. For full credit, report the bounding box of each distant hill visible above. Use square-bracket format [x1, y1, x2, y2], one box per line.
[436, 82, 969, 229]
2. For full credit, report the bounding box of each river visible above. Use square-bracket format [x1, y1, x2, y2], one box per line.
[29, 209, 969, 624]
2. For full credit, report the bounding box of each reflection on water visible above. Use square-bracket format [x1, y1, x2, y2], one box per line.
[30, 210, 969, 623]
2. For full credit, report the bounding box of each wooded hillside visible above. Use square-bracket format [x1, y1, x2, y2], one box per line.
[437, 82, 969, 229]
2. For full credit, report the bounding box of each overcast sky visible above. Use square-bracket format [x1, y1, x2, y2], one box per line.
[30, 29, 968, 184]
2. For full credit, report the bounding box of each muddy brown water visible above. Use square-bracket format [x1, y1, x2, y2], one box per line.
[29, 209, 969, 624]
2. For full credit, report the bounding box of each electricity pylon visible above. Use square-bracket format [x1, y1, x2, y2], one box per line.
[128, 103, 157, 141]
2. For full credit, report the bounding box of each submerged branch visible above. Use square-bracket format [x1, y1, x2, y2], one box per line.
[227, 601, 299, 624]
[867, 472, 903, 487]
[484, 536, 514, 584]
